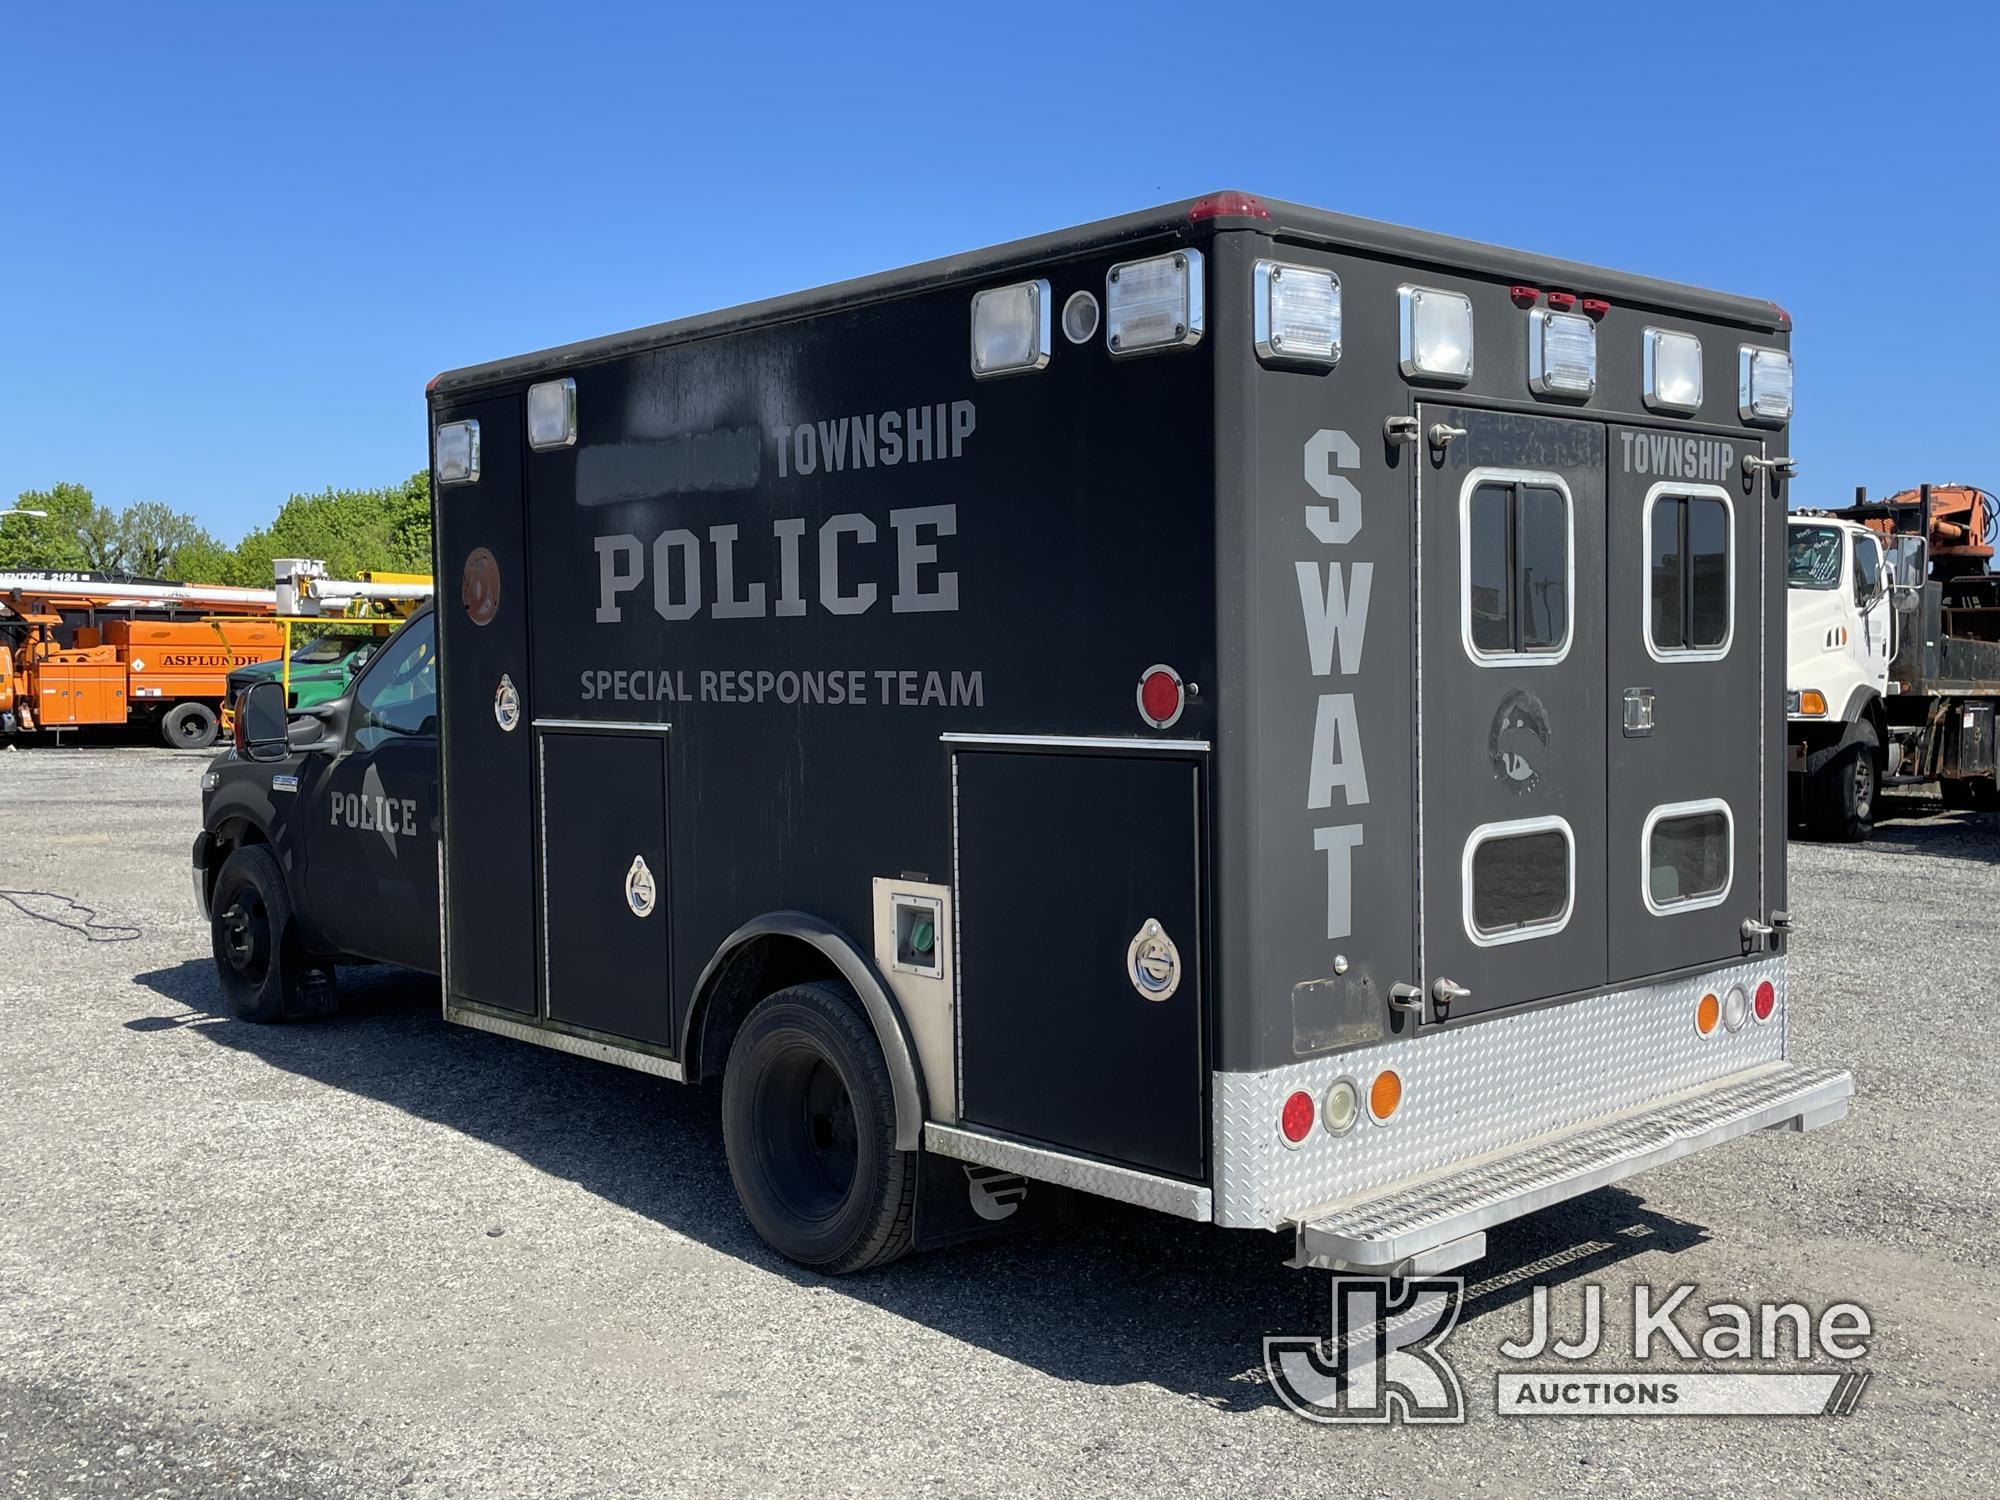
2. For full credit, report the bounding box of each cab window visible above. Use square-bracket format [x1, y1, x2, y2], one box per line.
[1852, 534, 1883, 606]
[350, 614, 437, 752]
[1786, 525, 1843, 590]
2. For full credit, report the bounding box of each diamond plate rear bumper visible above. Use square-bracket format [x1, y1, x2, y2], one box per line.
[1292, 1062, 1851, 1271]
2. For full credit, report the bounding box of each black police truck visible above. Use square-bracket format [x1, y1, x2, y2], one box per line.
[197, 192, 1851, 1277]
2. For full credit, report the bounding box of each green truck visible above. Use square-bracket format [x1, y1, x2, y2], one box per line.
[224, 632, 378, 713]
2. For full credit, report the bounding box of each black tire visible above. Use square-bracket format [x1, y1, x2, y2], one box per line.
[721, 982, 916, 1274]
[208, 844, 336, 1023]
[1807, 743, 1876, 842]
[161, 700, 219, 749]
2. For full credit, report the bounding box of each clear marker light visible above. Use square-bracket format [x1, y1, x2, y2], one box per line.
[1254, 260, 1340, 366]
[1106, 250, 1204, 355]
[1530, 309, 1597, 397]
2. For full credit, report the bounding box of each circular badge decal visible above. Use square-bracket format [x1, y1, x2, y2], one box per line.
[624, 854, 657, 918]
[462, 546, 501, 627]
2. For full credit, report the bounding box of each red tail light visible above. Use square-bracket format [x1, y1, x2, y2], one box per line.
[1188, 191, 1270, 223]
[1279, 1090, 1315, 1146]
[232, 709, 247, 754]
[1753, 980, 1776, 1022]
[1136, 664, 1185, 729]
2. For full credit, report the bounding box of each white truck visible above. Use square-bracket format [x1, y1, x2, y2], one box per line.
[1788, 485, 2000, 838]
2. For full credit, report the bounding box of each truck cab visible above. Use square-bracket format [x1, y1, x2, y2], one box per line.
[193, 605, 440, 1019]
[225, 632, 379, 712]
[1786, 515, 1892, 836]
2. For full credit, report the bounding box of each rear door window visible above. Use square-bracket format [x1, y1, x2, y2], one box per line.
[1464, 818, 1574, 943]
[1647, 489, 1733, 658]
[1644, 801, 1733, 913]
[1462, 474, 1573, 663]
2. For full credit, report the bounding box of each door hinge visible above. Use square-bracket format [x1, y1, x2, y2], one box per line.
[1388, 982, 1425, 1015]
[1384, 415, 1421, 447]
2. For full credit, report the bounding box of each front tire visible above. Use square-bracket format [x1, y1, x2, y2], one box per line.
[208, 845, 336, 1022]
[1807, 743, 1876, 842]
[161, 700, 219, 749]
[721, 982, 916, 1274]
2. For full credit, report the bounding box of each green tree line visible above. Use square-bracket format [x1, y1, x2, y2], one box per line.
[1, 474, 432, 587]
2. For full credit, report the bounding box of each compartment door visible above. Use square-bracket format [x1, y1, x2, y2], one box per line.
[538, 728, 675, 1047]
[435, 395, 537, 1014]
[1604, 427, 1764, 980]
[953, 747, 1204, 1181]
[1417, 406, 1608, 1016]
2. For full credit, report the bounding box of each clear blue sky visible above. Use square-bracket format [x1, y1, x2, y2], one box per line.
[3, 1, 1994, 542]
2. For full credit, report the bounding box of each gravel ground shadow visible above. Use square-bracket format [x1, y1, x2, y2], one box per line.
[130, 957, 1708, 1408]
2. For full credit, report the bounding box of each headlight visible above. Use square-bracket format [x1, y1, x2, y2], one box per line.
[1739, 345, 1793, 423]
[1398, 285, 1473, 383]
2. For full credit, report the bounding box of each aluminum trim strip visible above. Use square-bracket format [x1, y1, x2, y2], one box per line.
[1294, 1063, 1852, 1267]
[446, 1003, 687, 1083]
[925, 1124, 1212, 1221]
[532, 718, 675, 734]
[939, 732, 1211, 752]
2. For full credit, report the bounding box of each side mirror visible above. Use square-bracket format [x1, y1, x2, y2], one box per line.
[237, 680, 292, 763]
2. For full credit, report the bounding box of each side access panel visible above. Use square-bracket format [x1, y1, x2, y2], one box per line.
[434, 396, 538, 1014]
[538, 727, 676, 1046]
[953, 746, 1205, 1181]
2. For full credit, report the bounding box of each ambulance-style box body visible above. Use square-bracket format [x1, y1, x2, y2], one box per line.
[426, 194, 1849, 1275]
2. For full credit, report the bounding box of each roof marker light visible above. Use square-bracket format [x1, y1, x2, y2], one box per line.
[1546, 291, 1577, 312]
[1510, 285, 1541, 307]
[1581, 297, 1610, 320]
[1188, 191, 1270, 222]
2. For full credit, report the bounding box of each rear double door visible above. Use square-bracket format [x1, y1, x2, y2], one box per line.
[1417, 406, 1764, 1015]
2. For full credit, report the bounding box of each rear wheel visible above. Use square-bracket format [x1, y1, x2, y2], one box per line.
[161, 700, 219, 749]
[1806, 743, 1876, 842]
[721, 982, 916, 1274]
[208, 844, 336, 1022]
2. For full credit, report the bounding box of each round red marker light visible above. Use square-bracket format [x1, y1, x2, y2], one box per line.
[1137, 664, 1185, 729]
[1279, 1090, 1316, 1146]
[1753, 980, 1776, 1022]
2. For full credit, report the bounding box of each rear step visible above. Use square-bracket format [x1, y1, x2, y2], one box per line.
[1291, 1063, 1852, 1275]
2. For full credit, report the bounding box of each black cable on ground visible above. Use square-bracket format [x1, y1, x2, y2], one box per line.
[0, 889, 143, 942]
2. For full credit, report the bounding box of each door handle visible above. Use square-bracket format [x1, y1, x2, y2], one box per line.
[1742, 917, 1776, 952]
[1431, 976, 1471, 1008]
[1428, 422, 1467, 451]
[1388, 982, 1425, 1014]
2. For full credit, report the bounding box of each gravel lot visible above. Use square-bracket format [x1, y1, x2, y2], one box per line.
[1, 746, 1993, 1497]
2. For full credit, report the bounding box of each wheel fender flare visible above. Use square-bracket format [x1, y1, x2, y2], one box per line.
[683, 911, 927, 1151]
[1804, 713, 1879, 778]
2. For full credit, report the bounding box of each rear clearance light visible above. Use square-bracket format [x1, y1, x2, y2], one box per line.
[1368, 1069, 1404, 1124]
[1399, 285, 1473, 384]
[1279, 1090, 1316, 1146]
[970, 278, 1053, 378]
[1529, 308, 1597, 398]
[1510, 285, 1540, 307]
[1723, 985, 1749, 1032]
[1188, 191, 1270, 222]
[1644, 327, 1704, 414]
[1321, 1078, 1360, 1135]
[527, 376, 578, 450]
[1136, 663, 1186, 729]
[1740, 345, 1794, 424]
[1106, 249, 1204, 356]
[1695, 992, 1721, 1036]
[1754, 979, 1777, 1022]
[1545, 291, 1577, 312]
[1581, 298, 1610, 320]
[1253, 260, 1340, 367]
[434, 420, 481, 485]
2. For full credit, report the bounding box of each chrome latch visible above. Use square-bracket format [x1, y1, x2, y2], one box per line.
[1384, 415, 1421, 447]
[1741, 916, 1775, 952]
[1428, 422, 1467, 451]
[1388, 982, 1425, 1015]
[1622, 687, 1656, 737]
[1743, 454, 1799, 480]
[1430, 976, 1470, 1010]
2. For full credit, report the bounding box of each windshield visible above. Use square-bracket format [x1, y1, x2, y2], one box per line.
[1787, 525, 1844, 590]
[291, 634, 369, 665]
